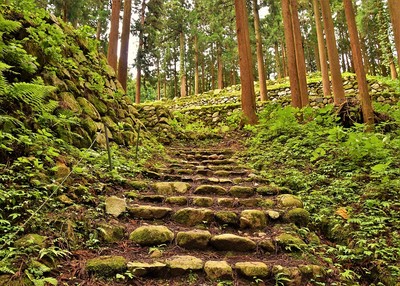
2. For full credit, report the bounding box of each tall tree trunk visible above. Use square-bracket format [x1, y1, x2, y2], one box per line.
[343, 0, 374, 129]
[274, 42, 282, 79]
[217, 44, 224, 89]
[359, 35, 370, 74]
[320, 0, 346, 105]
[312, 0, 331, 97]
[194, 35, 199, 95]
[157, 60, 161, 100]
[290, 0, 309, 106]
[314, 44, 321, 71]
[388, 0, 400, 68]
[135, 0, 146, 104]
[253, 0, 268, 101]
[201, 56, 205, 93]
[107, 0, 120, 72]
[96, 19, 102, 40]
[281, 0, 302, 108]
[180, 31, 186, 97]
[211, 49, 215, 90]
[234, 0, 258, 125]
[118, 0, 132, 91]
[281, 40, 288, 77]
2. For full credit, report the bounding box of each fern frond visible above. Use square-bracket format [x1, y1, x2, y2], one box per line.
[9, 83, 56, 113]
[0, 15, 21, 33]
[0, 115, 23, 127]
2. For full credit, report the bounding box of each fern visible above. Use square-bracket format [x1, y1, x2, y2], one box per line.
[0, 14, 21, 34]
[0, 62, 10, 96]
[8, 83, 56, 113]
[0, 115, 23, 127]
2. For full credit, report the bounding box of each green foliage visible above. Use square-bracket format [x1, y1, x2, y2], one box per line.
[245, 103, 400, 284]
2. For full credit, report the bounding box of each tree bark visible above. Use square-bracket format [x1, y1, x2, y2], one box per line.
[320, 0, 346, 105]
[234, 0, 258, 125]
[343, 0, 374, 129]
[281, 0, 302, 108]
[253, 0, 268, 101]
[118, 0, 132, 91]
[290, 0, 309, 106]
[180, 31, 186, 97]
[388, 0, 400, 68]
[274, 42, 282, 79]
[107, 0, 120, 72]
[135, 0, 146, 104]
[217, 44, 224, 89]
[312, 0, 330, 96]
[194, 35, 199, 95]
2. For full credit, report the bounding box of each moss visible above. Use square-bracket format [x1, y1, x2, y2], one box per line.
[14, 234, 47, 248]
[86, 255, 127, 277]
[59, 92, 82, 113]
[275, 233, 306, 251]
[76, 97, 100, 120]
[284, 208, 310, 226]
[129, 225, 174, 246]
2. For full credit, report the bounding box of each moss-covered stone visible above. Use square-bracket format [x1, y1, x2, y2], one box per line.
[88, 94, 108, 115]
[192, 196, 214, 207]
[176, 230, 211, 249]
[298, 264, 325, 280]
[171, 182, 191, 194]
[259, 238, 276, 253]
[210, 234, 256, 251]
[76, 97, 100, 120]
[230, 186, 255, 198]
[277, 194, 304, 208]
[275, 233, 306, 251]
[128, 206, 172, 219]
[86, 255, 127, 277]
[172, 208, 214, 226]
[98, 223, 125, 243]
[153, 182, 173, 195]
[204, 261, 233, 280]
[166, 255, 204, 276]
[235, 262, 270, 277]
[217, 198, 236, 207]
[165, 196, 188, 205]
[127, 261, 166, 277]
[126, 180, 147, 190]
[215, 211, 239, 226]
[15, 234, 47, 248]
[59, 92, 82, 113]
[240, 210, 267, 229]
[194, 185, 227, 195]
[284, 208, 310, 226]
[129, 225, 174, 246]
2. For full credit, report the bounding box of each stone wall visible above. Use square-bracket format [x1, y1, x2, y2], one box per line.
[169, 75, 399, 110]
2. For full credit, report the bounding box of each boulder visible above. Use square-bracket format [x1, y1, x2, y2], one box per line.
[127, 262, 166, 277]
[166, 255, 204, 276]
[86, 256, 127, 277]
[240, 210, 267, 229]
[105, 196, 126, 217]
[210, 234, 256, 252]
[194, 185, 228, 196]
[204, 261, 233, 280]
[277, 194, 303, 208]
[129, 225, 174, 246]
[235, 262, 270, 277]
[284, 208, 310, 226]
[230, 186, 255, 198]
[176, 230, 212, 249]
[172, 208, 214, 226]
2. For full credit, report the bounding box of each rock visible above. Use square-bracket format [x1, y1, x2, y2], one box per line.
[153, 182, 173, 195]
[86, 256, 127, 277]
[98, 222, 125, 243]
[192, 197, 214, 207]
[277, 194, 303, 208]
[127, 262, 166, 277]
[210, 234, 256, 251]
[59, 92, 82, 113]
[259, 238, 276, 253]
[217, 198, 236, 207]
[15, 234, 47, 248]
[176, 230, 211, 249]
[298, 264, 325, 280]
[204, 261, 233, 280]
[57, 194, 73, 205]
[235, 262, 270, 277]
[172, 208, 214, 226]
[194, 185, 227, 196]
[240, 210, 267, 229]
[215, 211, 239, 226]
[172, 182, 191, 194]
[266, 210, 281, 220]
[284, 208, 310, 226]
[128, 206, 172, 219]
[76, 97, 101, 120]
[275, 233, 306, 251]
[165, 196, 188, 205]
[166, 255, 204, 276]
[105, 196, 126, 217]
[55, 162, 70, 180]
[129, 225, 174, 246]
[230, 186, 255, 198]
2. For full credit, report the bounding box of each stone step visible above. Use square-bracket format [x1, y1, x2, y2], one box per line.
[169, 148, 235, 156]
[85, 254, 326, 284]
[125, 205, 309, 229]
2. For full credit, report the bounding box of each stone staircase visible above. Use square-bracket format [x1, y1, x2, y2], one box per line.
[65, 146, 329, 285]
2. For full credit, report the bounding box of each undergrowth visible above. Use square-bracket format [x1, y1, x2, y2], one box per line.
[245, 102, 400, 285]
